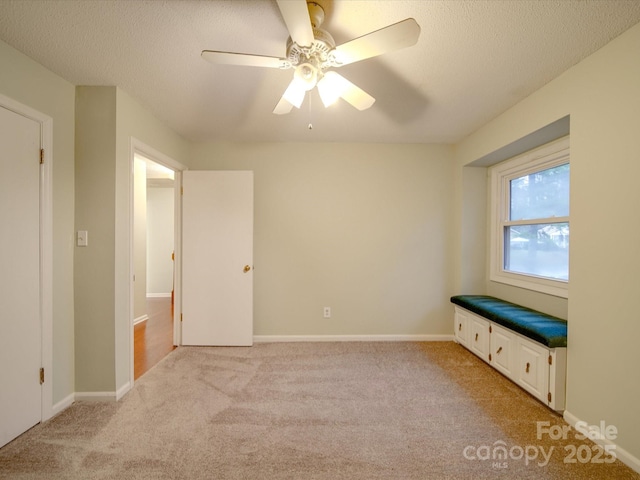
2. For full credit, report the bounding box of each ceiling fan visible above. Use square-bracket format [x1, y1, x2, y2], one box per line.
[201, 0, 420, 115]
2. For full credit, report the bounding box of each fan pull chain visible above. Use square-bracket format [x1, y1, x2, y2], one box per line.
[307, 92, 313, 130]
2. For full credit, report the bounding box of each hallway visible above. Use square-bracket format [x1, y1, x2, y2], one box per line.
[134, 297, 175, 380]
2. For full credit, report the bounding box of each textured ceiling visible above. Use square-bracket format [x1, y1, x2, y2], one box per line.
[1, 0, 640, 144]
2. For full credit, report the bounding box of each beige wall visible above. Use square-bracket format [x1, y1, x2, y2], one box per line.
[189, 143, 455, 337]
[147, 186, 175, 295]
[75, 86, 118, 392]
[456, 21, 640, 464]
[0, 39, 76, 405]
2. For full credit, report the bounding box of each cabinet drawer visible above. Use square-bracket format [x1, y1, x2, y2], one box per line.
[490, 324, 516, 379]
[454, 308, 468, 346]
[469, 313, 490, 363]
[515, 337, 549, 403]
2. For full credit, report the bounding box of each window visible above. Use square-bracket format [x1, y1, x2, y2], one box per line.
[489, 137, 569, 297]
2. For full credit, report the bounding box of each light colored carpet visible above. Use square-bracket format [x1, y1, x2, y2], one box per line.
[0, 342, 638, 479]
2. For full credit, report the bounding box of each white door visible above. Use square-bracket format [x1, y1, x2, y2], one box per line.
[181, 171, 253, 346]
[0, 105, 42, 447]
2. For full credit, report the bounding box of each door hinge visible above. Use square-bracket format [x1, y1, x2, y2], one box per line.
[489, 325, 492, 333]
[488, 353, 492, 362]
[40, 149, 44, 164]
[180, 313, 183, 322]
[181, 186, 184, 195]
[548, 392, 552, 403]
[39, 367, 45, 385]
[548, 354, 553, 365]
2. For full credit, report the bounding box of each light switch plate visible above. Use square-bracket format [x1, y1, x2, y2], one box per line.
[77, 230, 88, 247]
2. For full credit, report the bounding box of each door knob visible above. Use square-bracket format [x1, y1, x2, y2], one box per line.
[243, 265, 251, 273]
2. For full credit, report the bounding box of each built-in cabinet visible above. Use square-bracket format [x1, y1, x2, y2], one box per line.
[454, 306, 566, 411]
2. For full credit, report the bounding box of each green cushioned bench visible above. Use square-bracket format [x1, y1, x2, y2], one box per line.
[450, 295, 567, 348]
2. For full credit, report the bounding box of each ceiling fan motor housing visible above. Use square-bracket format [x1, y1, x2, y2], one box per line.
[286, 27, 336, 72]
[285, 2, 337, 75]
[307, 2, 325, 28]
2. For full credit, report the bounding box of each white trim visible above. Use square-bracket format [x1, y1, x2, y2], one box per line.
[254, 334, 455, 343]
[131, 138, 186, 172]
[173, 169, 183, 347]
[0, 93, 54, 423]
[146, 292, 172, 298]
[115, 381, 131, 400]
[40, 118, 54, 422]
[51, 393, 75, 417]
[52, 382, 130, 410]
[129, 138, 186, 389]
[74, 392, 117, 402]
[564, 410, 640, 474]
[133, 314, 148, 325]
[489, 136, 570, 298]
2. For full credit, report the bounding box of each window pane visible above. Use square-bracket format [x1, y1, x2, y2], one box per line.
[504, 223, 569, 281]
[510, 163, 569, 220]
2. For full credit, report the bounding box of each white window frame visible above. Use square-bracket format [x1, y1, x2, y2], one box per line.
[489, 136, 570, 298]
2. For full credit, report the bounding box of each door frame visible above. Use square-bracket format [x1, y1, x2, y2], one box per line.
[0, 93, 53, 422]
[129, 138, 186, 386]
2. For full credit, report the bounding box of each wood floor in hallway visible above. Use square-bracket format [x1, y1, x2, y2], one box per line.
[134, 297, 176, 380]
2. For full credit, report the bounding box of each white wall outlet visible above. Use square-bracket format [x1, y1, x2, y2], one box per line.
[323, 307, 331, 318]
[77, 230, 88, 247]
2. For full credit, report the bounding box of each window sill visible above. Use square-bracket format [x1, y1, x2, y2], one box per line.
[490, 270, 568, 299]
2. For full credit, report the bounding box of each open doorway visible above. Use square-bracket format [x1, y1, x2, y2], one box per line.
[133, 153, 176, 380]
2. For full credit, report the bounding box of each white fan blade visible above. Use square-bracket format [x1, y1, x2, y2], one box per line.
[273, 97, 294, 115]
[273, 79, 307, 114]
[317, 72, 375, 110]
[202, 50, 289, 69]
[276, 0, 314, 47]
[282, 78, 306, 108]
[333, 18, 420, 66]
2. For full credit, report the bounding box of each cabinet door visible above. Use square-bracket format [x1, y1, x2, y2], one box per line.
[515, 337, 549, 403]
[490, 324, 516, 379]
[454, 308, 468, 346]
[469, 314, 491, 363]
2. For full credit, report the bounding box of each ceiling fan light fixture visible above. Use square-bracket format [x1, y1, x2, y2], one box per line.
[283, 59, 320, 109]
[293, 61, 319, 90]
[317, 71, 347, 107]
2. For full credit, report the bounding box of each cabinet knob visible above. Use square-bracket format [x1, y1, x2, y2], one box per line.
[475, 333, 479, 342]
[496, 346, 503, 354]
[525, 362, 530, 373]
[458, 323, 462, 331]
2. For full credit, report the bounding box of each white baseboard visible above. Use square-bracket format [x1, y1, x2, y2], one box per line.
[253, 334, 454, 343]
[75, 391, 118, 402]
[564, 410, 640, 474]
[146, 293, 171, 298]
[48, 383, 131, 417]
[116, 381, 131, 401]
[133, 314, 148, 325]
[75, 380, 131, 403]
[51, 392, 75, 417]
